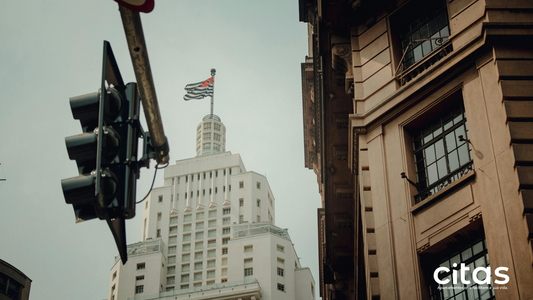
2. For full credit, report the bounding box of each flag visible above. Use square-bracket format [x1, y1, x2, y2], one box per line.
[183, 77, 214, 100]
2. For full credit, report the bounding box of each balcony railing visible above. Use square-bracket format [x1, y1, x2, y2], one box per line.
[415, 161, 474, 203]
[395, 36, 452, 86]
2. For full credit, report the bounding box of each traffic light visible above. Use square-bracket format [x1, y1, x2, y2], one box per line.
[61, 41, 152, 264]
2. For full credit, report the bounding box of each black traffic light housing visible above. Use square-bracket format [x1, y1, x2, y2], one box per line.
[61, 41, 154, 264]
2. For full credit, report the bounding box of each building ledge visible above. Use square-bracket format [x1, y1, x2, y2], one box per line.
[129, 278, 261, 300]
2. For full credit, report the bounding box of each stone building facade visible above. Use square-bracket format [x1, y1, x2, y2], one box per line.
[299, 0, 533, 299]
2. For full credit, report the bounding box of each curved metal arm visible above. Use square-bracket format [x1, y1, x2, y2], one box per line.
[119, 5, 169, 165]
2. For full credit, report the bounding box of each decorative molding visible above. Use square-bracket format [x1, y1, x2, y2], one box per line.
[417, 242, 430, 253]
[469, 212, 482, 223]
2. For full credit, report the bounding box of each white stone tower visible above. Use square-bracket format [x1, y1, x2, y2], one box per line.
[196, 114, 226, 157]
[107, 116, 315, 300]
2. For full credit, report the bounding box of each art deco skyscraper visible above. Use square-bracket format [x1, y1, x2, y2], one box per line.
[108, 114, 315, 300]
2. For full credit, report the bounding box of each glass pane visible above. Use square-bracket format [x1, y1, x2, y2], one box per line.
[440, 26, 450, 38]
[425, 145, 436, 164]
[423, 40, 432, 56]
[429, 17, 439, 36]
[414, 45, 423, 62]
[437, 157, 447, 179]
[445, 132, 457, 152]
[480, 287, 492, 300]
[475, 257, 486, 269]
[448, 150, 460, 172]
[435, 140, 445, 159]
[458, 144, 471, 166]
[440, 260, 450, 269]
[468, 286, 479, 300]
[420, 24, 429, 40]
[427, 163, 438, 185]
[455, 290, 466, 300]
[450, 253, 461, 267]
[462, 247, 473, 261]
[473, 241, 484, 255]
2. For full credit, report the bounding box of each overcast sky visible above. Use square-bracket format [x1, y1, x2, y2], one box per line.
[0, 1, 321, 299]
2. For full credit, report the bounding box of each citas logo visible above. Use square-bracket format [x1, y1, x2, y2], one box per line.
[433, 263, 509, 285]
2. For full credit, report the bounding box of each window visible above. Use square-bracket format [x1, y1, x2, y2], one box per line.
[239, 215, 244, 224]
[170, 216, 178, 224]
[221, 268, 227, 276]
[427, 236, 492, 300]
[277, 267, 284, 277]
[223, 218, 230, 225]
[223, 185, 226, 192]
[257, 215, 261, 222]
[135, 285, 144, 294]
[184, 214, 192, 222]
[194, 272, 202, 281]
[222, 238, 230, 245]
[222, 257, 228, 265]
[256, 199, 261, 207]
[257, 182, 261, 189]
[136, 275, 144, 281]
[194, 282, 202, 287]
[157, 212, 162, 220]
[158, 195, 163, 202]
[167, 266, 175, 274]
[196, 212, 204, 220]
[221, 278, 228, 283]
[207, 260, 216, 268]
[203, 143, 211, 150]
[411, 102, 472, 203]
[186, 176, 188, 183]
[168, 256, 176, 264]
[112, 271, 117, 280]
[183, 233, 191, 241]
[208, 240, 216, 248]
[214, 133, 220, 141]
[208, 210, 217, 218]
[168, 246, 176, 254]
[216, 170, 218, 177]
[215, 187, 218, 194]
[208, 249, 216, 257]
[239, 181, 244, 188]
[214, 144, 220, 151]
[244, 245, 253, 253]
[396, 0, 450, 71]
[181, 274, 189, 283]
[166, 277, 175, 287]
[195, 242, 203, 250]
[169, 236, 177, 244]
[277, 245, 285, 253]
[196, 222, 204, 230]
[222, 248, 228, 255]
[194, 252, 203, 260]
[214, 123, 221, 131]
[208, 230, 216, 237]
[194, 262, 203, 270]
[180, 284, 189, 290]
[182, 254, 190, 262]
[207, 270, 215, 278]
[204, 132, 211, 140]
[277, 283, 285, 292]
[223, 208, 231, 215]
[195, 232, 204, 239]
[183, 224, 191, 232]
[181, 264, 190, 272]
[222, 228, 230, 235]
[239, 198, 244, 207]
[137, 263, 146, 270]
[204, 122, 211, 130]
[166, 287, 174, 292]
[206, 280, 215, 286]
[208, 220, 217, 227]
[169, 226, 178, 234]
[244, 268, 253, 276]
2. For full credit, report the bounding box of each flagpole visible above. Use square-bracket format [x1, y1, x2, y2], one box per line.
[210, 68, 216, 117]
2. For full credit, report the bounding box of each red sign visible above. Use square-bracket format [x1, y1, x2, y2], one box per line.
[114, 0, 154, 13]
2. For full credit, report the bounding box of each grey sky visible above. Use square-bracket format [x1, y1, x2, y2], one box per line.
[0, 1, 320, 299]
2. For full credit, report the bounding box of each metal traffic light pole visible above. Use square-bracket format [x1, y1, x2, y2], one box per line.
[118, 5, 169, 165]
